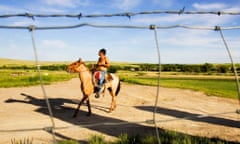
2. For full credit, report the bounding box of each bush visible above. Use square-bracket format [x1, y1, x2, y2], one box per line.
[116, 134, 129, 144]
[108, 65, 119, 73]
[201, 63, 214, 72]
[218, 65, 229, 73]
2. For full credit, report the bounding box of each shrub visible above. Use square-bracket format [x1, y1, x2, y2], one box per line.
[108, 65, 119, 73]
[116, 134, 129, 144]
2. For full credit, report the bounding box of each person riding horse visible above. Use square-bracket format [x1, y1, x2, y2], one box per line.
[94, 48, 110, 98]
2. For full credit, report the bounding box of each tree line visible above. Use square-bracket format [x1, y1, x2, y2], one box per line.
[0, 63, 239, 74]
[109, 63, 240, 73]
[0, 64, 67, 71]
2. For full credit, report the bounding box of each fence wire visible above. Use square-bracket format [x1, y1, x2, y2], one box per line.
[218, 29, 240, 105]
[152, 26, 161, 144]
[1, 23, 240, 30]
[0, 9, 240, 20]
[30, 26, 57, 143]
[0, 10, 240, 144]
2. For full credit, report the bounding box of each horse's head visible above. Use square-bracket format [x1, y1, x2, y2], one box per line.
[66, 58, 84, 73]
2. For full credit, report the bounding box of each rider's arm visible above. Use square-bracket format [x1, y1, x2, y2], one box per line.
[104, 57, 110, 68]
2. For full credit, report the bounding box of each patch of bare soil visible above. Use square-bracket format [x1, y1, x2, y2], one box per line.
[0, 78, 239, 143]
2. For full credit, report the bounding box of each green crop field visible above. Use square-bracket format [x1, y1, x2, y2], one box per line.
[118, 71, 239, 99]
[0, 70, 77, 88]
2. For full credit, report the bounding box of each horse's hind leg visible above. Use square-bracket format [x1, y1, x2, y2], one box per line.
[109, 90, 116, 112]
[73, 96, 87, 118]
[86, 98, 92, 116]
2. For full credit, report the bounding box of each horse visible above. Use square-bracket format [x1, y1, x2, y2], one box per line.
[66, 58, 121, 117]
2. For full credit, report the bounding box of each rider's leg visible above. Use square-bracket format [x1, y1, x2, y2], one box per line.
[95, 71, 106, 98]
[99, 71, 106, 86]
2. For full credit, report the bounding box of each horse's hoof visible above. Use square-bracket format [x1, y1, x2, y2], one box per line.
[109, 108, 113, 113]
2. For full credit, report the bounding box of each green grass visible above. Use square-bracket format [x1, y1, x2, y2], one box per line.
[1, 69, 239, 99]
[118, 71, 239, 99]
[55, 131, 239, 144]
[12, 132, 240, 144]
[0, 70, 76, 88]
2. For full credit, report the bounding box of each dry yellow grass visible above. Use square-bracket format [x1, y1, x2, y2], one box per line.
[0, 58, 70, 66]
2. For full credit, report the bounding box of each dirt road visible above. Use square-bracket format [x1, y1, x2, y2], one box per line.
[0, 78, 239, 143]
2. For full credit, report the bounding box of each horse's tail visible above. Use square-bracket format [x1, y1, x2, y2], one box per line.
[115, 80, 121, 96]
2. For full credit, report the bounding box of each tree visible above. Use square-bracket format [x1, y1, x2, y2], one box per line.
[201, 63, 214, 73]
[218, 65, 229, 73]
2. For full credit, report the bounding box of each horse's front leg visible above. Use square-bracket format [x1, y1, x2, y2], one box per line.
[102, 83, 109, 97]
[86, 98, 92, 116]
[109, 91, 116, 112]
[73, 96, 87, 118]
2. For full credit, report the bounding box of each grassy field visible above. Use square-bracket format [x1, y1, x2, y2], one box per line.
[0, 70, 76, 88]
[0, 68, 239, 99]
[118, 71, 239, 99]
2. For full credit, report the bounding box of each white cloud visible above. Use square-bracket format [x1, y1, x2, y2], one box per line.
[111, 0, 141, 11]
[11, 20, 37, 26]
[193, 3, 226, 10]
[133, 15, 193, 24]
[224, 6, 240, 12]
[43, 0, 90, 8]
[152, 0, 174, 7]
[160, 32, 219, 47]
[42, 40, 68, 48]
[29, 6, 65, 13]
[133, 12, 236, 27]
[0, 4, 25, 13]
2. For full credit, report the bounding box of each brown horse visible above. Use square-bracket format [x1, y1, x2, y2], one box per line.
[66, 59, 120, 117]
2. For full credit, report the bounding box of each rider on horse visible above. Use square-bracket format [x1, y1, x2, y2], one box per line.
[94, 48, 110, 98]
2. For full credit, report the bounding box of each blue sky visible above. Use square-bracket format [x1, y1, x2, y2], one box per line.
[0, 0, 240, 63]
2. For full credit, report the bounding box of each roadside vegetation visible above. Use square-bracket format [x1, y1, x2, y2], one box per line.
[11, 131, 240, 144]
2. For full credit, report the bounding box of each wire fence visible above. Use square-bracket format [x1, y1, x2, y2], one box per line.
[0, 10, 240, 144]
[0, 9, 240, 20]
[1, 23, 240, 31]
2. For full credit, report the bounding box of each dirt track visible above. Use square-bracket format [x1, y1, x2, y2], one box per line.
[0, 78, 239, 143]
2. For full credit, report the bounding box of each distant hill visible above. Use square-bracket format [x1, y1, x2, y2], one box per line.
[0, 58, 70, 66]
[0, 58, 135, 66]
